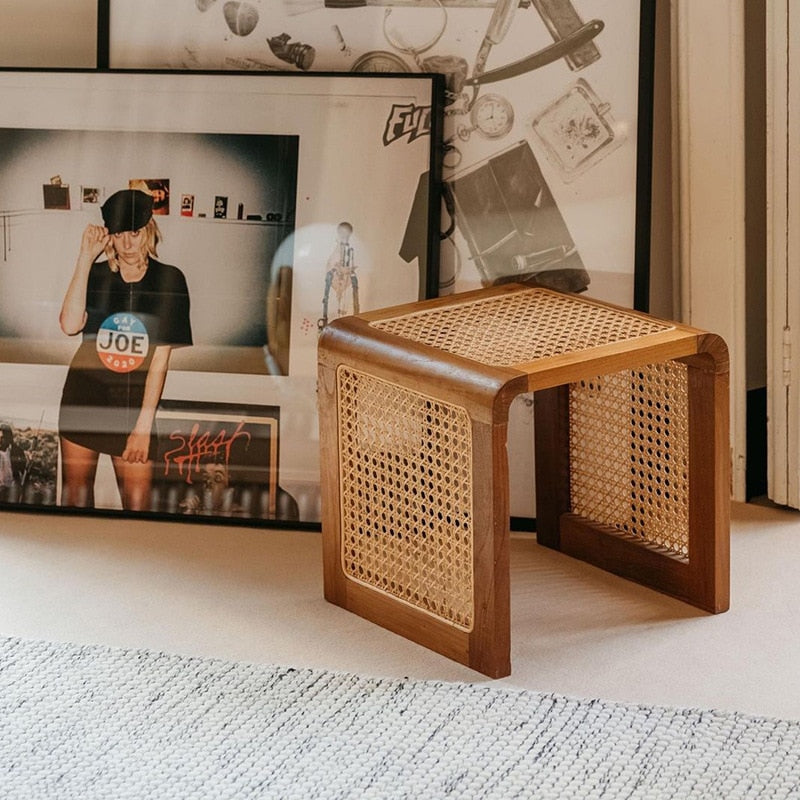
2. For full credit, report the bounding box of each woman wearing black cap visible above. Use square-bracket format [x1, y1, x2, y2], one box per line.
[58, 189, 192, 510]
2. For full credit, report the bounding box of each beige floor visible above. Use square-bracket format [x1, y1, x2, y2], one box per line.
[0, 500, 798, 721]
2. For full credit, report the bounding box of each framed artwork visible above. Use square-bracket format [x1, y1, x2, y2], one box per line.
[0, 69, 443, 526]
[0, 0, 100, 69]
[153, 400, 296, 521]
[106, 0, 656, 311]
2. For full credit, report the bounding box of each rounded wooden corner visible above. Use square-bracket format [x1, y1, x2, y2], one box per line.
[695, 332, 730, 374]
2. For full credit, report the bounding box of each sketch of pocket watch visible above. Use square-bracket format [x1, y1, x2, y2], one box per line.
[456, 93, 515, 141]
[530, 78, 625, 182]
[351, 50, 411, 72]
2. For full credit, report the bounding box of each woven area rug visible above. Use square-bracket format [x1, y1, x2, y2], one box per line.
[1, 637, 798, 799]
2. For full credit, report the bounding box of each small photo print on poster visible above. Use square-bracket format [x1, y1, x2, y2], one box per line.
[81, 185, 102, 206]
[152, 400, 299, 521]
[129, 178, 170, 214]
[213, 195, 228, 219]
[42, 175, 69, 210]
[180, 193, 194, 217]
[0, 416, 57, 506]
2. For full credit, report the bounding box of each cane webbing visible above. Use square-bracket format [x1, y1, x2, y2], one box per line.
[569, 361, 690, 557]
[336, 366, 474, 630]
[372, 289, 672, 368]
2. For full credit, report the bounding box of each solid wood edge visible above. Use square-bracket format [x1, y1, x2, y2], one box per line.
[320, 314, 524, 385]
[692, 332, 731, 374]
[683, 349, 732, 614]
[532, 385, 571, 550]
[557, 513, 728, 612]
[467, 416, 512, 678]
[339, 577, 513, 677]
[317, 360, 346, 607]
[521, 331, 702, 391]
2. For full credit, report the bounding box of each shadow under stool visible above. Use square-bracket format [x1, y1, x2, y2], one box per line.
[318, 284, 730, 678]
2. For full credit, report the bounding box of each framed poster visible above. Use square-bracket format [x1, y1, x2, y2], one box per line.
[0, 69, 443, 526]
[153, 400, 297, 521]
[107, 0, 655, 311]
[0, 0, 100, 69]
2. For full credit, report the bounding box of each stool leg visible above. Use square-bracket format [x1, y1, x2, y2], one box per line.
[533, 385, 571, 550]
[682, 349, 730, 612]
[469, 418, 511, 677]
[319, 359, 512, 677]
[318, 361, 347, 608]
[532, 352, 729, 614]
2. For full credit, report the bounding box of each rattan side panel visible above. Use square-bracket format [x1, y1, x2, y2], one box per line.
[569, 362, 690, 557]
[336, 366, 474, 630]
[372, 289, 672, 367]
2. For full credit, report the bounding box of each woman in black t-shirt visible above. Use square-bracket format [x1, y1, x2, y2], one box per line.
[59, 189, 192, 510]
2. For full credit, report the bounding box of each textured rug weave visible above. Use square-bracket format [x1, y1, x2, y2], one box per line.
[0, 637, 799, 799]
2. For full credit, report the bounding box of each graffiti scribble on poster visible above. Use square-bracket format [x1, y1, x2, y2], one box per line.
[383, 104, 432, 146]
[163, 420, 251, 484]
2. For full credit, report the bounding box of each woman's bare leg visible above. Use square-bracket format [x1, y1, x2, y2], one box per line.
[60, 437, 99, 507]
[111, 456, 153, 511]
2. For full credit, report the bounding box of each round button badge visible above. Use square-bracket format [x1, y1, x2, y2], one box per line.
[96, 313, 149, 373]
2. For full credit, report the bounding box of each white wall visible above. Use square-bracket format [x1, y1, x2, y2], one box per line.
[673, 0, 747, 500]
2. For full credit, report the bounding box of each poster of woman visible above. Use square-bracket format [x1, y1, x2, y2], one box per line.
[0, 70, 442, 524]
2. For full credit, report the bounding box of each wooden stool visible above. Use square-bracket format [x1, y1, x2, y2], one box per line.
[317, 285, 730, 678]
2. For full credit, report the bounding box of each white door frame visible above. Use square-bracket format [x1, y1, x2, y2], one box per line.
[673, 0, 747, 501]
[766, 0, 798, 507]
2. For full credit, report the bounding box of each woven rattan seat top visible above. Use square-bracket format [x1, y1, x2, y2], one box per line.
[370, 287, 674, 369]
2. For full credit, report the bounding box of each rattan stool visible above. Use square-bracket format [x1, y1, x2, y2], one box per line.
[318, 284, 730, 677]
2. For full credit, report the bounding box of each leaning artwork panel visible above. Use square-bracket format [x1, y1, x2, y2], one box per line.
[0, 70, 442, 525]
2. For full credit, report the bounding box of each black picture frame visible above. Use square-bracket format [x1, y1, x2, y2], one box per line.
[0, 68, 444, 528]
[97, 0, 110, 69]
[633, 0, 657, 313]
